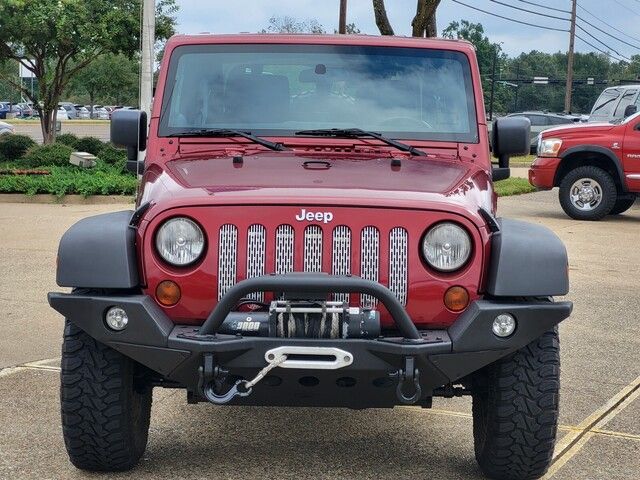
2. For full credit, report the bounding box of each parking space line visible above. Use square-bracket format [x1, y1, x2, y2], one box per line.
[543, 374, 640, 479]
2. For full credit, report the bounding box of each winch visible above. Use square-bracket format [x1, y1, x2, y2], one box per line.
[217, 300, 381, 339]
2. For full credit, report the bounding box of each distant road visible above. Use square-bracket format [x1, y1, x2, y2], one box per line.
[10, 120, 111, 144]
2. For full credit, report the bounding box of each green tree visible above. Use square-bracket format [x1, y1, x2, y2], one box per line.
[442, 20, 509, 114]
[261, 16, 326, 34]
[373, 0, 441, 37]
[0, 0, 178, 143]
[66, 54, 139, 110]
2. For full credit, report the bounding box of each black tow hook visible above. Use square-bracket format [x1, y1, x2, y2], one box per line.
[391, 356, 422, 405]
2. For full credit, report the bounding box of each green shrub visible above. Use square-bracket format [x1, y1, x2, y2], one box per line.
[0, 134, 36, 161]
[0, 166, 138, 197]
[97, 143, 128, 173]
[75, 136, 105, 156]
[56, 133, 80, 148]
[23, 143, 74, 167]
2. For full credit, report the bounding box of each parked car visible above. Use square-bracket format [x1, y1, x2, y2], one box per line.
[90, 105, 109, 120]
[56, 106, 69, 120]
[17, 103, 34, 118]
[59, 102, 78, 120]
[530, 111, 640, 220]
[0, 120, 14, 135]
[588, 85, 640, 123]
[0, 102, 22, 119]
[74, 105, 90, 119]
[507, 111, 582, 152]
[49, 34, 572, 480]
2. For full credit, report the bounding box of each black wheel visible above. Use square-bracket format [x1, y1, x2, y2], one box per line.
[609, 197, 636, 215]
[61, 321, 152, 471]
[472, 329, 560, 480]
[558, 166, 617, 220]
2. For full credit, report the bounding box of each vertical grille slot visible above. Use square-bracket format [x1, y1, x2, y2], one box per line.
[332, 226, 351, 302]
[246, 224, 266, 301]
[304, 225, 323, 272]
[275, 225, 295, 275]
[218, 224, 238, 300]
[389, 227, 408, 306]
[360, 226, 380, 308]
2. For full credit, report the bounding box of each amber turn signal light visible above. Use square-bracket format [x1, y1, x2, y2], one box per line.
[444, 286, 469, 312]
[156, 280, 181, 306]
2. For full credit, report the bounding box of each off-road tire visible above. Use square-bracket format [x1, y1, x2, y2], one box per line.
[472, 329, 560, 480]
[61, 320, 152, 471]
[558, 166, 617, 220]
[609, 197, 636, 215]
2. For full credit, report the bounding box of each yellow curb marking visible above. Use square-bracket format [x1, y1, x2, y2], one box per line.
[543, 374, 640, 479]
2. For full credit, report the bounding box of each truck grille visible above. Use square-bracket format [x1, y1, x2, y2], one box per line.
[217, 224, 409, 306]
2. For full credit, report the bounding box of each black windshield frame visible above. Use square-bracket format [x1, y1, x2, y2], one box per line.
[158, 43, 480, 143]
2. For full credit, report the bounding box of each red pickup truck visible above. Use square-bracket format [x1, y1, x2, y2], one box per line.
[529, 113, 640, 220]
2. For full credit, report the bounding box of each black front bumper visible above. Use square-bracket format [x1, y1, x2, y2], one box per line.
[48, 275, 571, 408]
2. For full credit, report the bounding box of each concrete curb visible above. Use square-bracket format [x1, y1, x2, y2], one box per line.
[0, 194, 133, 205]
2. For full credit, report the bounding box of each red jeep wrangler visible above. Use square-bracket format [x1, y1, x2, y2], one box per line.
[49, 34, 571, 479]
[529, 111, 640, 220]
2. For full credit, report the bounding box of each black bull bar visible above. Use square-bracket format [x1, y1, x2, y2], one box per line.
[48, 274, 572, 407]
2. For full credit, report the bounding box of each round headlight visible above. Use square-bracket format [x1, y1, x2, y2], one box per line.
[422, 222, 472, 272]
[155, 217, 205, 266]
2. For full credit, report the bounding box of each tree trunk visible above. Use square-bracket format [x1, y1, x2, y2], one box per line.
[372, 0, 394, 35]
[40, 107, 57, 144]
[412, 0, 441, 37]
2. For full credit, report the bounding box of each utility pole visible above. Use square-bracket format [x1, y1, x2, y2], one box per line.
[338, 0, 348, 34]
[489, 46, 498, 121]
[140, 0, 155, 120]
[564, 0, 577, 113]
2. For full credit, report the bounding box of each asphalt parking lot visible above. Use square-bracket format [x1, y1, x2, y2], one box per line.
[1, 191, 638, 479]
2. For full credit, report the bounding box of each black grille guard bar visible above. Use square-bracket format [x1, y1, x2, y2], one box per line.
[198, 273, 422, 341]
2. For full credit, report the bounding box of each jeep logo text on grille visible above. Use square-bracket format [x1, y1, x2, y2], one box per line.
[295, 209, 334, 224]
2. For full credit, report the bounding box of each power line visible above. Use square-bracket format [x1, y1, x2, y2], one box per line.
[514, 0, 571, 15]
[576, 34, 628, 63]
[576, 15, 640, 50]
[612, 0, 640, 17]
[577, 3, 640, 44]
[576, 25, 632, 61]
[487, 0, 571, 22]
[449, 0, 570, 32]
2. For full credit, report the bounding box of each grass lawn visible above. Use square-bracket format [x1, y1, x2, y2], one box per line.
[494, 177, 537, 197]
[509, 154, 536, 167]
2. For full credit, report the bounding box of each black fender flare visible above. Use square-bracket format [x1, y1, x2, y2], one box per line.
[557, 145, 626, 190]
[56, 210, 139, 288]
[486, 219, 569, 297]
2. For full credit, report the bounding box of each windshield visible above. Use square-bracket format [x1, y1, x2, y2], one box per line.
[590, 88, 622, 119]
[159, 44, 479, 143]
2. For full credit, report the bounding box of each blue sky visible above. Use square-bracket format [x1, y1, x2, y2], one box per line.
[174, 0, 640, 59]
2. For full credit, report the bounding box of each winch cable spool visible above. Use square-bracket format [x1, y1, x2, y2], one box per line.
[217, 300, 381, 339]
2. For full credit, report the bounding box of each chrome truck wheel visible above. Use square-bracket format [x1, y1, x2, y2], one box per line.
[559, 166, 617, 221]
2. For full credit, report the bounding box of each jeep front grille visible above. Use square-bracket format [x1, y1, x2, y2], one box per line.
[331, 225, 351, 303]
[218, 224, 238, 300]
[275, 225, 295, 275]
[304, 225, 323, 273]
[389, 227, 409, 306]
[216, 224, 408, 306]
[246, 224, 266, 302]
[360, 226, 380, 308]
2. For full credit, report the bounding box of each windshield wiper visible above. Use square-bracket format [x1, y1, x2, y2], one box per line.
[168, 128, 289, 151]
[295, 128, 427, 156]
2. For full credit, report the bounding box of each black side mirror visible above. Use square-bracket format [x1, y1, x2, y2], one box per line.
[110, 109, 148, 174]
[624, 104, 637, 118]
[491, 116, 531, 182]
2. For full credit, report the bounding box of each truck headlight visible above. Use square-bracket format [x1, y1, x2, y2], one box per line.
[538, 138, 563, 157]
[422, 222, 472, 272]
[155, 217, 205, 266]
